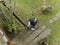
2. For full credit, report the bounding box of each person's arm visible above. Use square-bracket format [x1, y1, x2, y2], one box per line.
[27, 21, 30, 27]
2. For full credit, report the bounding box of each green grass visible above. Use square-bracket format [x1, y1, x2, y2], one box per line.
[15, 0, 60, 27]
[15, 0, 53, 24]
[47, 19, 60, 45]
[15, 0, 60, 45]
[0, 0, 60, 45]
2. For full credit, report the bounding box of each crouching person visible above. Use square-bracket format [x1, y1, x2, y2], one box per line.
[27, 18, 38, 30]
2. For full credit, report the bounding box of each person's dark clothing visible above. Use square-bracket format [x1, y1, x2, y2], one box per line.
[28, 18, 38, 28]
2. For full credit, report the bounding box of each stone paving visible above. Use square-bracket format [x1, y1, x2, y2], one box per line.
[49, 12, 60, 24]
[29, 29, 51, 45]
[0, 29, 7, 45]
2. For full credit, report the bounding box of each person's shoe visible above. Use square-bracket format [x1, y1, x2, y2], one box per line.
[31, 28, 35, 30]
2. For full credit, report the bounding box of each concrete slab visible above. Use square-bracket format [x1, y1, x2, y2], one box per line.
[49, 19, 54, 24]
[29, 29, 51, 45]
[56, 12, 60, 17]
[0, 30, 3, 35]
[52, 16, 58, 21]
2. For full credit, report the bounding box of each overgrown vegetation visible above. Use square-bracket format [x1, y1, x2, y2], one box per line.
[0, 0, 60, 45]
